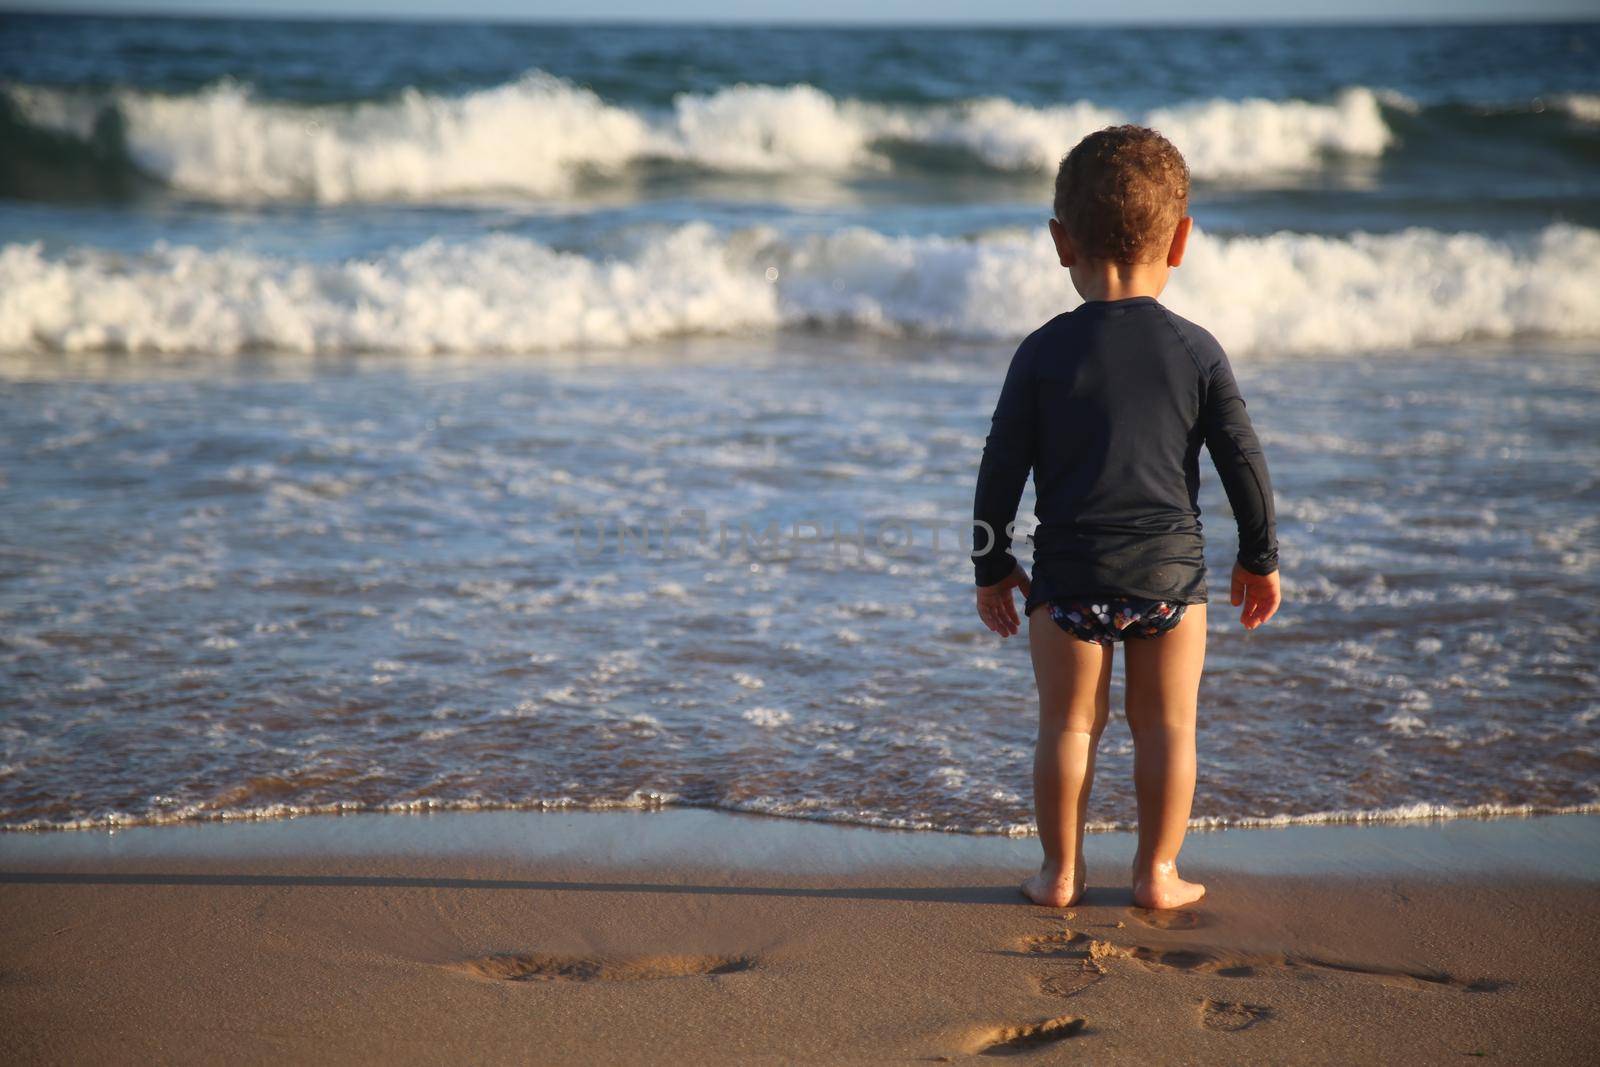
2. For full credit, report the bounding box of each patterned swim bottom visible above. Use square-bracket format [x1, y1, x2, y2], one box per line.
[1042, 596, 1188, 646]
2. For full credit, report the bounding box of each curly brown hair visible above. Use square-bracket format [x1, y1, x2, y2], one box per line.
[1053, 125, 1190, 264]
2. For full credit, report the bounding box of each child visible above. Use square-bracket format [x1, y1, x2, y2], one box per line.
[971, 126, 1282, 911]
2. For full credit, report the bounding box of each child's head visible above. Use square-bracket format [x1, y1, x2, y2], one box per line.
[1049, 125, 1191, 290]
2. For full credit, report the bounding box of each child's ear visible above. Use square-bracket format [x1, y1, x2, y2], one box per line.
[1167, 216, 1193, 268]
[1048, 217, 1076, 267]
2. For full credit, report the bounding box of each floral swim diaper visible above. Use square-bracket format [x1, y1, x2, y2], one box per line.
[1044, 596, 1187, 645]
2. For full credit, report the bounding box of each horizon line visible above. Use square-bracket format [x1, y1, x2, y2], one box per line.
[4, 6, 1598, 29]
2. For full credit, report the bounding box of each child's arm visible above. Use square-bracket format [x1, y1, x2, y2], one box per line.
[1201, 348, 1282, 630]
[972, 338, 1037, 637]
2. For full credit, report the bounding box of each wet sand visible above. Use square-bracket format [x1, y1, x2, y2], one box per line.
[3, 812, 1598, 1064]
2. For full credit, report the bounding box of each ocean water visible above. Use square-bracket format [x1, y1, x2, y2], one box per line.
[1, 15, 1597, 833]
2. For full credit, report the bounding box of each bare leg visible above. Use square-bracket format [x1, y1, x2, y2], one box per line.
[1122, 602, 1207, 909]
[1021, 606, 1113, 908]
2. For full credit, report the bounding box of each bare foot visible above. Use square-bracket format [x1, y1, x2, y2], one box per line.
[1021, 864, 1085, 908]
[1131, 860, 1205, 910]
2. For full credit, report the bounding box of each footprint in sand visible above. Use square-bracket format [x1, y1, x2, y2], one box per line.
[1016, 923, 1501, 994]
[994, 912, 1495, 1057]
[1200, 997, 1274, 1032]
[1081, 938, 1500, 993]
[968, 1013, 1086, 1056]
[1017, 928, 1089, 957]
[1129, 906, 1205, 930]
[1038, 961, 1105, 999]
[1290, 955, 1504, 993]
[1013, 929, 1108, 999]
[452, 952, 755, 983]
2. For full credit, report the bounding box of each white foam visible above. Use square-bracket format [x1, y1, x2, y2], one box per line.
[1378, 709, 1428, 736]
[8, 74, 652, 201]
[1, 791, 684, 832]
[1153, 87, 1392, 176]
[1552, 92, 1600, 124]
[3, 76, 1395, 201]
[742, 706, 794, 727]
[779, 222, 1600, 354]
[3, 795, 1598, 835]
[671, 82, 877, 172]
[0, 225, 777, 354]
[1167, 224, 1600, 354]
[4, 222, 1595, 358]
[1180, 800, 1600, 832]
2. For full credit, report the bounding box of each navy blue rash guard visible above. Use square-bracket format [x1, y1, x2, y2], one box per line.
[971, 295, 1279, 615]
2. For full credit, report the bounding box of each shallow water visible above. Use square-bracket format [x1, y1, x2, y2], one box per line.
[3, 340, 1595, 832]
[2, 16, 1597, 833]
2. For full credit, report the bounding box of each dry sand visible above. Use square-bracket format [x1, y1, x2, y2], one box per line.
[3, 811, 1598, 1064]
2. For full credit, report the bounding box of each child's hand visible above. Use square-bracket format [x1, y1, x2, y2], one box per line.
[976, 564, 1032, 638]
[1230, 562, 1281, 630]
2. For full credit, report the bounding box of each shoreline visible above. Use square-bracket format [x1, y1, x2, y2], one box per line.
[4, 808, 1600, 880]
[5, 812, 1598, 1063]
[6, 792, 1597, 839]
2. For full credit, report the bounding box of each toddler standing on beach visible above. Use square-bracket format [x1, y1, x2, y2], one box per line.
[971, 126, 1282, 911]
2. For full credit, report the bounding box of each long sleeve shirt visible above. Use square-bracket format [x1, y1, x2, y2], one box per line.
[971, 295, 1278, 614]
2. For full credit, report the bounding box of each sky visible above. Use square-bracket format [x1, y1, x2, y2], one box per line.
[10, 1, 1599, 23]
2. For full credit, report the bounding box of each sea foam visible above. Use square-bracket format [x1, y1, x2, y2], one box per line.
[1553, 92, 1600, 124]
[3, 223, 1596, 357]
[9, 794, 1596, 835]
[3, 75, 1394, 201]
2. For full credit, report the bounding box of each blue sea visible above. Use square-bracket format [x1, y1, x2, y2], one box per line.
[1, 14, 1597, 833]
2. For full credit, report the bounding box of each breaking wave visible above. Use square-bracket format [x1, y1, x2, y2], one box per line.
[1, 75, 1395, 201]
[3, 222, 1597, 357]
[1549, 92, 1600, 124]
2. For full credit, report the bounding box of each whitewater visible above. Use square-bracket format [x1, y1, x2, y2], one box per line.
[5, 223, 1598, 357]
[4, 74, 1400, 200]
